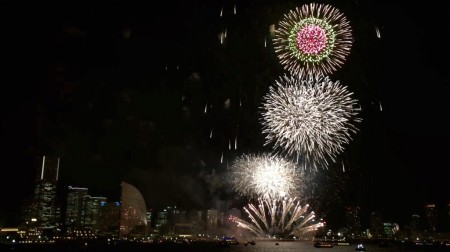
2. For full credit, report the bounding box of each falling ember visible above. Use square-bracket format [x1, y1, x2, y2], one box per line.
[234, 4, 236, 15]
[375, 26, 381, 38]
[220, 7, 223, 17]
[379, 101, 383, 111]
[204, 103, 208, 114]
[221, 151, 224, 164]
[219, 32, 225, 44]
[234, 137, 238, 150]
[210, 129, 213, 139]
[229, 139, 232, 150]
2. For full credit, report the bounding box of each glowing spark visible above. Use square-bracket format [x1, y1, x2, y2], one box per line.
[260, 74, 361, 170]
[375, 26, 381, 38]
[379, 101, 383, 111]
[342, 161, 345, 172]
[229, 139, 232, 150]
[273, 3, 352, 76]
[234, 4, 236, 15]
[220, 32, 224, 44]
[234, 137, 238, 150]
[204, 103, 208, 114]
[165, 64, 168, 71]
[224, 28, 227, 38]
[264, 37, 267, 48]
[221, 151, 224, 164]
[220, 7, 223, 17]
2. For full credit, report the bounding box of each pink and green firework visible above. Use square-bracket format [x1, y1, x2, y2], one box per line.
[273, 3, 352, 76]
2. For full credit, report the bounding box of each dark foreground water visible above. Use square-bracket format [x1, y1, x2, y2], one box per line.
[2, 240, 450, 252]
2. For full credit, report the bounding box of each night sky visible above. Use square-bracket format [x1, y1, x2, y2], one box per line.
[2, 0, 449, 229]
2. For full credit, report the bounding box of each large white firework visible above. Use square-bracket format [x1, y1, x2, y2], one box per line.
[229, 153, 305, 199]
[230, 197, 323, 238]
[260, 74, 361, 170]
[273, 3, 352, 76]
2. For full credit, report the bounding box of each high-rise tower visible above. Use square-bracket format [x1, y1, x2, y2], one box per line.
[65, 186, 88, 233]
[30, 156, 61, 230]
[119, 182, 147, 239]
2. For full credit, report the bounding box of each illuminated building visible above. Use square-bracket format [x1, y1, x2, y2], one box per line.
[83, 196, 107, 234]
[65, 186, 107, 235]
[410, 214, 421, 232]
[447, 203, 450, 231]
[369, 211, 383, 238]
[383, 222, 399, 237]
[98, 201, 120, 238]
[119, 182, 147, 239]
[187, 210, 204, 233]
[424, 203, 438, 232]
[155, 206, 177, 235]
[345, 206, 362, 238]
[206, 209, 218, 233]
[29, 156, 61, 230]
[65, 186, 88, 233]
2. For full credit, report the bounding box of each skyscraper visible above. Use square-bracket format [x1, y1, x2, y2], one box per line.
[98, 201, 120, 238]
[424, 203, 438, 232]
[345, 206, 362, 238]
[119, 182, 147, 239]
[85, 196, 108, 234]
[29, 156, 61, 230]
[206, 209, 218, 234]
[369, 211, 383, 238]
[65, 186, 88, 233]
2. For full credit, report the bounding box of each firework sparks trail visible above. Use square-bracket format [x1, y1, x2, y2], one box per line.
[273, 3, 352, 76]
[231, 197, 323, 238]
[260, 74, 361, 170]
[229, 155, 322, 237]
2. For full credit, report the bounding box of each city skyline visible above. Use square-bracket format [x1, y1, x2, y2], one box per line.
[2, 0, 449, 231]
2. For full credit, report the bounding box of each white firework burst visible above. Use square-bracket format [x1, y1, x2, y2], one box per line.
[230, 197, 323, 238]
[229, 153, 306, 199]
[260, 74, 361, 170]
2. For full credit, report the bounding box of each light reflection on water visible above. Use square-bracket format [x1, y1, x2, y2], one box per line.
[219, 241, 444, 252]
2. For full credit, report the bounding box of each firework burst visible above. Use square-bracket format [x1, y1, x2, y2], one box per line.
[229, 153, 306, 199]
[230, 197, 323, 238]
[260, 74, 361, 170]
[273, 3, 352, 76]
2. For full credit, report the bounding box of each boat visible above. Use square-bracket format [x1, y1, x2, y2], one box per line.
[314, 241, 334, 248]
